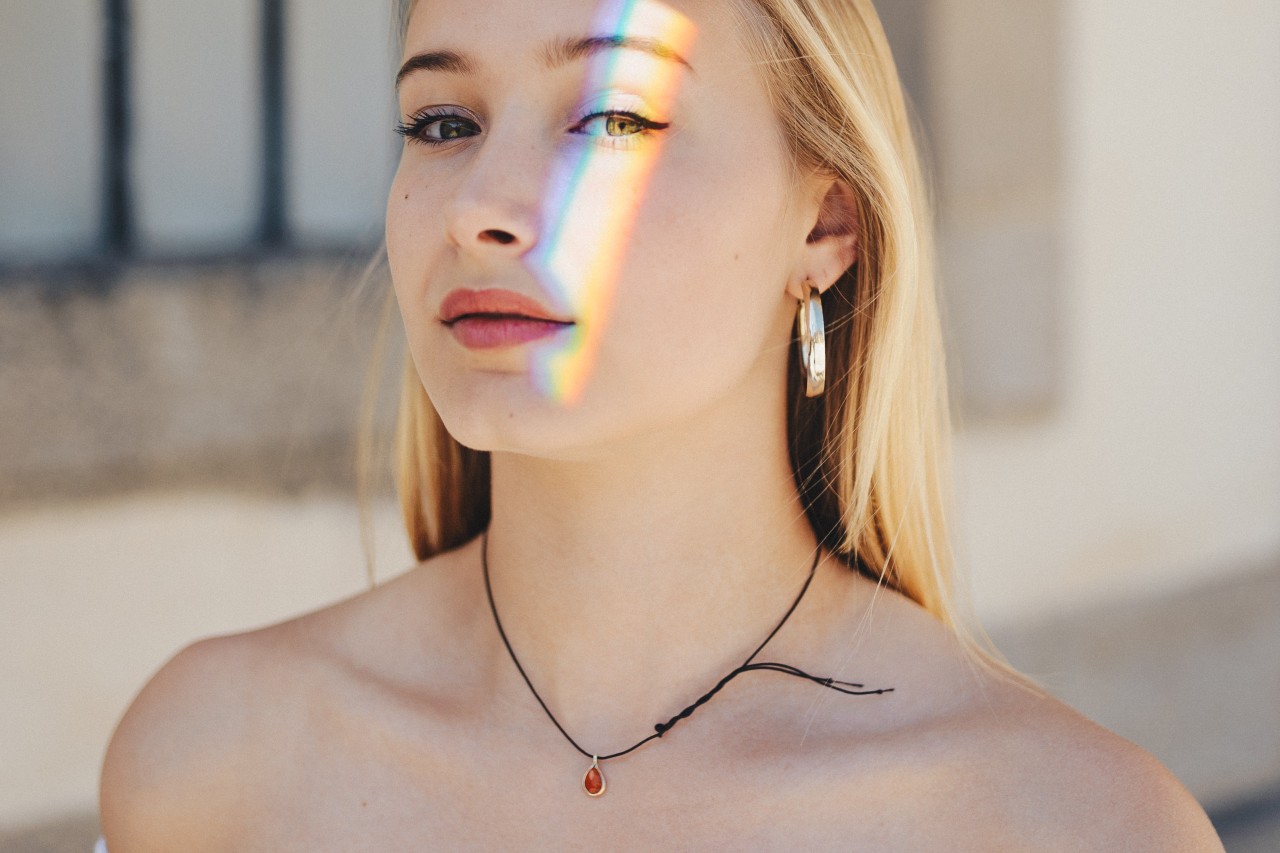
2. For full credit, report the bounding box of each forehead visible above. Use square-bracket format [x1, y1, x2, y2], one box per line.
[403, 0, 746, 77]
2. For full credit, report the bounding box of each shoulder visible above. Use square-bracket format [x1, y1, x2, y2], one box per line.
[802, 578, 1223, 850]
[99, 631, 269, 851]
[993, 695, 1222, 850]
[99, 543, 478, 849]
[913, 662, 1225, 851]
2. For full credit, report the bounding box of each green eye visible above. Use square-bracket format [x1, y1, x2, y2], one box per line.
[573, 109, 670, 140]
[599, 114, 640, 136]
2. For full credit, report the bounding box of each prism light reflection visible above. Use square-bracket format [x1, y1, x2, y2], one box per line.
[522, 0, 697, 406]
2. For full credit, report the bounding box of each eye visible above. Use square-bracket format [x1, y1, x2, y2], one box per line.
[571, 110, 670, 145]
[394, 107, 480, 146]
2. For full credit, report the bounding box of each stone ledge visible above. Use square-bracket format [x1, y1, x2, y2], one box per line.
[0, 255, 401, 509]
[0, 814, 99, 853]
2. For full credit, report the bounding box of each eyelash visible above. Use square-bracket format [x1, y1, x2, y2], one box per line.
[394, 106, 670, 149]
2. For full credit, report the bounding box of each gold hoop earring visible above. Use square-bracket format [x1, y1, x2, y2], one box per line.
[796, 278, 826, 397]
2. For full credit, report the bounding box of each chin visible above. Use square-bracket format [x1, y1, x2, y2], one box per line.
[430, 384, 617, 462]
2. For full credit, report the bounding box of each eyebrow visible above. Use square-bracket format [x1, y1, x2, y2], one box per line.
[396, 34, 694, 88]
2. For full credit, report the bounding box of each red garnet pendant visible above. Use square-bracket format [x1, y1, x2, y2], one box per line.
[583, 755, 606, 797]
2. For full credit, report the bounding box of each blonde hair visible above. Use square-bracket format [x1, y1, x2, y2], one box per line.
[368, 0, 1011, 672]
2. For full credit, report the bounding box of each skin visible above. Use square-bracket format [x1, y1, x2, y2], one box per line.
[98, 0, 1225, 849]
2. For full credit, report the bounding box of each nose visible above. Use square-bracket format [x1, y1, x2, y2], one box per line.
[444, 123, 545, 258]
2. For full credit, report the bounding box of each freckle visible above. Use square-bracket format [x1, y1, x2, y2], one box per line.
[361, 800, 368, 807]
[404, 194, 410, 200]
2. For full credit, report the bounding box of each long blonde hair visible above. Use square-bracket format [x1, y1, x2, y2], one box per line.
[368, 0, 1003, 667]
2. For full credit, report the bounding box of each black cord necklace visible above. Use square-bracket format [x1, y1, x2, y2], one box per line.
[479, 527, 894, 797]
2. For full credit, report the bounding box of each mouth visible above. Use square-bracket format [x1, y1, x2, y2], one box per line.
[448, 311, 573, 324]
[438, 287, 576, 350]
[439, 287, 575, 325]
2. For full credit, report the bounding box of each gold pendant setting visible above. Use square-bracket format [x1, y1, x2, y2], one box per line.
[583, 755, 606, 797]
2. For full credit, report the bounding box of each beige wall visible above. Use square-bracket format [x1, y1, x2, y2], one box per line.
[951, 0, 1280, 625]
[0, 493, 413, 827]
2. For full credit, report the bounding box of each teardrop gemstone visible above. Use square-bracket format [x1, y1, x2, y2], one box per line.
[583, 764, 606, 796]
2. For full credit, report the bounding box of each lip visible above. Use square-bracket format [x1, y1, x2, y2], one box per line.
[439, 287, 575, 351]
[439, 288, 574, 324]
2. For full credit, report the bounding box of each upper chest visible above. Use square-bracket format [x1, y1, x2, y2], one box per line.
[222, 565, 1040, 850]
[227, 673, 1028, 852]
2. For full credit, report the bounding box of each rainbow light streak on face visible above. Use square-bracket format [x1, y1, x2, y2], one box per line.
[523, 0, 697, 406]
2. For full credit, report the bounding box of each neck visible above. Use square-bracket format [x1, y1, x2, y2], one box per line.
[477, 372, 836, 753]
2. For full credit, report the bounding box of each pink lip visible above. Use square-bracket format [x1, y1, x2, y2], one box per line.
[447, 316, 574, 349]
[439, 288, 575, 350]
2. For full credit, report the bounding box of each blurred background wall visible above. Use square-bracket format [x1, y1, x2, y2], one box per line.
[1, 0, 1277, 848]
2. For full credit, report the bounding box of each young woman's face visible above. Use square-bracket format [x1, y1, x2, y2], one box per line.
[388, 0, 819, 459]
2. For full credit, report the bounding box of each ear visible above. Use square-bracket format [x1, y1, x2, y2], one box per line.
[784, 174, 859, 301]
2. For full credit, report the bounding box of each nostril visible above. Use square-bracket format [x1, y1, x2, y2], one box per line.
[482, 229, 516, 245]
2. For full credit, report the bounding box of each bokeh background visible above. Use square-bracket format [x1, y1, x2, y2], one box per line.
[2, 0, 1277, 849]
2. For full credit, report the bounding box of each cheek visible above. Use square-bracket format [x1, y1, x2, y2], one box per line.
[386, 163, 423, 283]
[386, 162, 452, 396]
[386, 161, 446, 322]
[588, 139, 792, 384]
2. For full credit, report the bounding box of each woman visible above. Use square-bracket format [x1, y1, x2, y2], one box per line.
[98, 0, 1225, 848]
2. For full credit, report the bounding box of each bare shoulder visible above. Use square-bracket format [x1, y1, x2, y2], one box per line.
[958, 685, 1226, 851]
[99, 630, 269, 851]
[810, 580, 1224, 850]
[99, 542, 477, 850]
[893, 610, 1220, 849]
